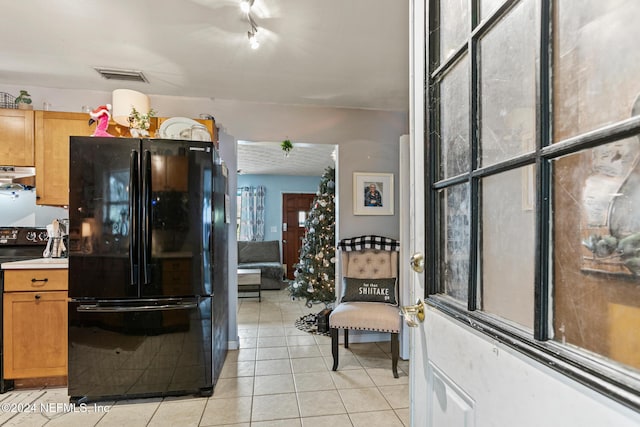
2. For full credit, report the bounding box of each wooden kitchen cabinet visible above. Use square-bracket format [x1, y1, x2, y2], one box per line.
[3, 269, 68, 379]
[3, 268, 68, 291]
[34, 111, 132, 206]
[34, 111, 92, 206]
[34, 112, 214, 206]
[0, 108, 35, 166]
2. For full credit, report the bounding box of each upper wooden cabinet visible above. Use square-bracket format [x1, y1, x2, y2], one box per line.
[35, 111, 93, 206]
[32, 111, 216, 206]
[0, 108, 35, 166]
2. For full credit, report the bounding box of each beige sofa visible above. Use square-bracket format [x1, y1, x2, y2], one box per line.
[237, 241, 285, 290]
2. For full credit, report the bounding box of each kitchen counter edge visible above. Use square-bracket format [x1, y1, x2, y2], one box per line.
[1, 258, 69, 270]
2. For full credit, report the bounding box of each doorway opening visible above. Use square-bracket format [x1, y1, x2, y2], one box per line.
[282, 193, 316, 280]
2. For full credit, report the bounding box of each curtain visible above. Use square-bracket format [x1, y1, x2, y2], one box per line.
[239, 185, 266, 241]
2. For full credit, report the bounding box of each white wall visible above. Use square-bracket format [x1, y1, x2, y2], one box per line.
[338, 139, 400, 240]
[217, 129, 239, 350]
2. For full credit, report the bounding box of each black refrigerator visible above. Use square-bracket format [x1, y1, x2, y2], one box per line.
[68, 136, 228, 403]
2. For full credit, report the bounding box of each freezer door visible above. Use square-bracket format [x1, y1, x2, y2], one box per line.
[69, 137, 141, 299]
[140, 140, 215, 298]
[68, 297, 213, 401]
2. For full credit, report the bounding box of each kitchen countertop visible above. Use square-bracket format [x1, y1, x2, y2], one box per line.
[1, 258, 68, 270]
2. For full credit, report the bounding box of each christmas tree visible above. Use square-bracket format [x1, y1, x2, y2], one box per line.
[289, 166, 336, 308]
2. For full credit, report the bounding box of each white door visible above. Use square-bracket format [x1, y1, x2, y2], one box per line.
[407, 1, 640, 426]
[407, 2, 472, 424]
[407, 1, 429, 425]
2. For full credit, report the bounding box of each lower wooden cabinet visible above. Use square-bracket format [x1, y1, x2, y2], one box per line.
[3, 272, 68, 379]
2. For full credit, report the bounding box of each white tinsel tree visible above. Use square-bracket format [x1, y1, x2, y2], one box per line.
[288, 166, 336, 307]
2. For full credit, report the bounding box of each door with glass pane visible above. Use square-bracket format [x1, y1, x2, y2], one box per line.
[411, 0, 640, 424]
[282, 193, 316, 280]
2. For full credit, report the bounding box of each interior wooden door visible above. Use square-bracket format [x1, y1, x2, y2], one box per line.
[282, 193, 316, 280]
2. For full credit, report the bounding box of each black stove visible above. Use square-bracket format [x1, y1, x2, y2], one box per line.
[0, 227, 48, 264]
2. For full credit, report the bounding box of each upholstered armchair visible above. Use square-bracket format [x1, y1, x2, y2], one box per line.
[329, 236, 401, 378]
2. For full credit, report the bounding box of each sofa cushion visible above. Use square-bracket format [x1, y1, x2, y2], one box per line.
[237, 262, 283, 280]
[238, 240, 281, 263]
[329, 302, 401, 333]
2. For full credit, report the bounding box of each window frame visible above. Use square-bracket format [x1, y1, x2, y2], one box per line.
[424, 0, 640, 411]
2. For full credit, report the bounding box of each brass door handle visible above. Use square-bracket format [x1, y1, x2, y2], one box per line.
[410, 252, 424, 273]
[401, 299, 425, 327]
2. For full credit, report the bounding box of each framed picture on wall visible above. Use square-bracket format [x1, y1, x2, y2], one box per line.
[353, 172, 394, 215]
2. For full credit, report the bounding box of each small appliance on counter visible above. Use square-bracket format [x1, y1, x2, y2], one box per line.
[43, 219, 69, 258]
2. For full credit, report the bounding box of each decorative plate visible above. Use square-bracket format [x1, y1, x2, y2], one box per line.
[158, 117, 211, 141]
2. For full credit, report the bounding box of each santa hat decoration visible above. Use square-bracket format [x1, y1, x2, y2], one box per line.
[90, 104, 112, 119]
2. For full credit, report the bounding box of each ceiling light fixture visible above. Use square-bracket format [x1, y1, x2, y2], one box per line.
[241, 0, 260, 49]
[240, 0, 253, 14]
[247, 15, 260, 49]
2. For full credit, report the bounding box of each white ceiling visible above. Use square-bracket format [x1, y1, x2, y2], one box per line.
[1, 0, 409, 175]
[237, 141, 335, 175]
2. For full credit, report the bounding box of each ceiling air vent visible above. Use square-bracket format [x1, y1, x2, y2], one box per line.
[94, 67, 149, 83]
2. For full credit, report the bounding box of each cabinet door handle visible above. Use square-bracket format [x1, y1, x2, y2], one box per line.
[35, 294, 41, 300]
[31, 278, 49, 285]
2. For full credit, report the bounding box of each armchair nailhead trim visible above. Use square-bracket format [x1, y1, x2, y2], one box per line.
[330, 326, 400, 333]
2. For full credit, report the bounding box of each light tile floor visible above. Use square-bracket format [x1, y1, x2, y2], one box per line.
[0, 290, 409, 426]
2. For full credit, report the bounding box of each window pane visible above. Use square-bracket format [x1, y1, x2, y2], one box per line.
[553, 138, 640, 371]
[480, 0, 505, 22]
[554, 1, 640, 141]
[108, 171, 128, 203]
[439, 183, 470, 302]
[481, 167, 535, 330]
[440, 56, 470, 179]
[479, 0, 537, 167]
[439, 0, 470, 63]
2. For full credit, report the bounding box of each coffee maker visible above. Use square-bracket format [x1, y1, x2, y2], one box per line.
[43, 218, 69, 258]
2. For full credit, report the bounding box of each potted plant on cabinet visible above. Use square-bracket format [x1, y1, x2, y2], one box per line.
[15, 90, 33, 110]
[128, 107, 156, 137]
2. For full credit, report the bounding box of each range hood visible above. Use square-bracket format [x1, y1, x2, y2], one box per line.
[0, 166, 36, 183]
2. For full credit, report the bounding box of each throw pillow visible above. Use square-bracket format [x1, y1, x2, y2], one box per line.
[341, 277, 398, 305]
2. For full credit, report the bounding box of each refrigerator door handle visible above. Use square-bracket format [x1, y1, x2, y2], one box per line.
[142, 149, 152, 285]
[76, 302, 198, 313]
[129, 149, 139, 286]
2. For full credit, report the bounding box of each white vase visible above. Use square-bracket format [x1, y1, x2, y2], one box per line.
[130, 128, 149, 138]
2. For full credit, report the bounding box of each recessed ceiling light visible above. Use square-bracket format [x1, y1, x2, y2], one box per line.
[240, 0, 254, 14]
